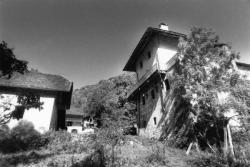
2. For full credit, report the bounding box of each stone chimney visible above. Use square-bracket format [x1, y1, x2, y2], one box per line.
[159, 23, 169, 31]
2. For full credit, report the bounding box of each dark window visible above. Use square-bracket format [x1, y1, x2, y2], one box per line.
[143, 120, 147, 127]
[71, 129, 78, 133]
[142, 96, 145, 105]
[153, 117, 157, 125]
[147, 51, 151, 59]
[155, 85, 158, 93]
[140, 61, 143, 68]
[66, 121, 73, 126]
[165, 79, 170, 90]
[151, 90, 155, 99]
[145, 93, 148, 99]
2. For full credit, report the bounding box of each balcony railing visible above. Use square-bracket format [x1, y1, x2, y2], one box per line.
[127, 55, 178, 99]
[127, 64, 158, 98]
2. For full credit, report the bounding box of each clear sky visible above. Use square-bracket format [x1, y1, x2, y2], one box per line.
[0, 0, 249, 88]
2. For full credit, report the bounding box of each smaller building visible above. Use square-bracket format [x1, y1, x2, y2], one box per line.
[66, 107, 83, 127]
[0, 71, 73, 132]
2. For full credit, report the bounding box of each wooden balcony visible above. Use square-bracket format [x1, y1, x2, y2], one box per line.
[127, 55, 178, 100]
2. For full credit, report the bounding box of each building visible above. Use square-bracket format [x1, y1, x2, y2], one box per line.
[123, 23, 185, 138]
[0, 71, 73, 132]
[123, 24, 250, 139]
[66, 107, 83, 127]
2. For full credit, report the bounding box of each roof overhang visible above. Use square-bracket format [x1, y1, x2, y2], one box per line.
[236, 61, 250, 71]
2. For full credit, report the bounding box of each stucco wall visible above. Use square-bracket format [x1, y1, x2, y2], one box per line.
[135, 38, 158, 80]
[138, 83, 163, 138]
[137, 67, 181, 139]
[4, 94, 56, 133]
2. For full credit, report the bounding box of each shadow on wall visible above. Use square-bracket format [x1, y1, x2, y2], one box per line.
[139, 87, 160, 129]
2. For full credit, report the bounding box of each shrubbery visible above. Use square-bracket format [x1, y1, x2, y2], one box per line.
[43, 130, 94, 154]
[0, 120, 47, 153]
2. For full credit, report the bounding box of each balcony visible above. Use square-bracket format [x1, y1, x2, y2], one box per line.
[127, 64, 158, 99]
[127, 55, 178, 100]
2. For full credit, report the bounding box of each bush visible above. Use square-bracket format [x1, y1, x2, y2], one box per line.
[190, 151, 250, 167]
[145, 143, 169, 166]
[0, 120, 46, 153]
[44, 131, 92, 154]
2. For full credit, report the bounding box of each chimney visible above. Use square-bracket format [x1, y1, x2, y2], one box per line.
[159, 23, 169, 31]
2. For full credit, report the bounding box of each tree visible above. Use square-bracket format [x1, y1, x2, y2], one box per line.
[0, 41, 28, 78]
[171, 27, 248, 156]
[0, 41, 42, 125]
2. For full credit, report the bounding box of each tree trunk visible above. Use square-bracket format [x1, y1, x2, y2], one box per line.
[186, 142, 193, 155]
[223, 126, 228, 157]
[227, 124, 235, 159]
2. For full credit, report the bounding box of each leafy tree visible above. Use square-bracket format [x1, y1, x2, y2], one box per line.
[0, 41, 28, 78]
[171, 27, 249, 153]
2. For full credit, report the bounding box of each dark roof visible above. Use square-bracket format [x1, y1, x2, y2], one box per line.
[236, 62, 250, 71]
[66, 107, 83, 116]
[0, 71, 72, 92]
[123, 27, 186, 72]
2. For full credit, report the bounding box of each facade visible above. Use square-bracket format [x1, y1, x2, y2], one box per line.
[123, 24, 250, 139]
[123, 24, 185, 138]
[0, 71, 73, 132]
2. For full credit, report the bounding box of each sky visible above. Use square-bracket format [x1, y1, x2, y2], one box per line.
[0, 0, 249, 88]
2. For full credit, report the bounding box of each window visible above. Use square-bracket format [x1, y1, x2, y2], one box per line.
[142, 96, 145, 105]
[66, 121, 73, 126]
[140, 61, 143, 68]
[151, 90, 155, 99]
[165, 79, 170, 90]
[155, 85, 158, 93]
[143, 120, 147, 127]
[71, 129, 78, 133]
[147, 51, 151, 59]
[145, 93, 148, 99]
[153, 117, 157, 125]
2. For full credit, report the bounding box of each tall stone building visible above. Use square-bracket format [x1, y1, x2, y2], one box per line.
[123, 24, 185, 138]
[123, 24, 250, 139]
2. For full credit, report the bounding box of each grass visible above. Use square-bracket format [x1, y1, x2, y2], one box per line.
[1, 128, 249, 167]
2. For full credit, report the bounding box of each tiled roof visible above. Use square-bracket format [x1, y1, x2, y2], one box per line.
[0, 71, 72, 92]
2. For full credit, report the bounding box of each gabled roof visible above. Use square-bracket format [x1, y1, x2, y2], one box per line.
[0, 71, 72, 92]
[123, 27, 186, 72]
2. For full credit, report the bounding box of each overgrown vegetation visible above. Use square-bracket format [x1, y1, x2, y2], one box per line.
[166, 27, 249, 152]
[71, 73, 137, 130]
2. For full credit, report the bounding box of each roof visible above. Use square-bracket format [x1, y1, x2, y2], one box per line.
[66, 107, 83, 116]
[0, 71, 72, 92]
[236, 61, 250, 71]
[123, 27, 186, 72]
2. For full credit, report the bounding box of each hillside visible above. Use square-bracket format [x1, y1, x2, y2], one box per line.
[68, 73, 137, 126]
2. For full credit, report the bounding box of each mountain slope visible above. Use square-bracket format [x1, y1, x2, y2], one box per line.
[68, 73, 137, 123]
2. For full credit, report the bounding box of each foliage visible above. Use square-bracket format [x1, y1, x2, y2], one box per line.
[170, 27, 248, 148]
[71, 73, 137, 129]
[190, 149, 250, 167]
[0, 41, 28, 78]
[146, 143, 169, 166]
[17, 93, 44, 110]
[44, 130, 95, 154]
[0, 120, 45, 153]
